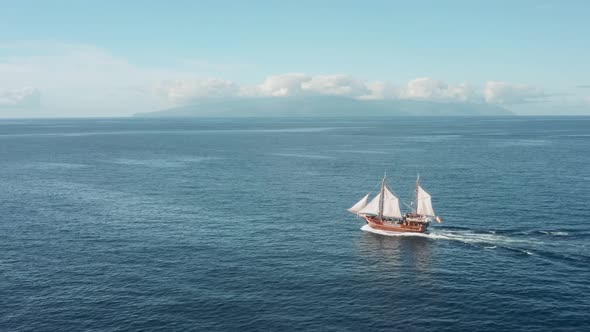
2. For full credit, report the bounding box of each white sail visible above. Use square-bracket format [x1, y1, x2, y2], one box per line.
[416, 185, 435, 216]
[358, 193, 381, 215]
[382, 187, 403, 219]
[348, 193, 370, 213]
[357, 187, 402, 219]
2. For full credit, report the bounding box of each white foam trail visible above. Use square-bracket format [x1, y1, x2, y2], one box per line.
[361, 225, 540, 247]
[540, 231, 569, 236]
[361, 224, 492, 242]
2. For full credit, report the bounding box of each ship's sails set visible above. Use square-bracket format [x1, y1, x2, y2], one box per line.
[348, 176, 441, 233]
[357, 187, 403, 219]
[416, 186, 435, 217]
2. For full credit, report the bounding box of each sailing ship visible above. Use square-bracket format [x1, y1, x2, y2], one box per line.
[348, 175, 442, 233]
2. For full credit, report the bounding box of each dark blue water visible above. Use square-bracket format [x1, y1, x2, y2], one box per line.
[1, 117, 589, 331]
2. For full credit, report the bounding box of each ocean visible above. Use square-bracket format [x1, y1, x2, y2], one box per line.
[1, 117, 589, 331]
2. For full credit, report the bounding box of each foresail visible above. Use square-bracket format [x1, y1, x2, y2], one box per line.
[382, 187, 403, 219]
[348, 193, 370, 213]
[358, 193, 381, 215]
[417, 185, 436, 216]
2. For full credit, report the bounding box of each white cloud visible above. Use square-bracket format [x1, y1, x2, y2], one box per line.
[301, 75, 369, 97]
[484, 81, 545, 104]
[157, 78, 240, 104]
[402, 77, 448, 99]
[360, 81, 400, 100]
[0, 87, 40, 108]
[252, 73, 369, 97]
[400, 77, 479, 102]
[447, 84, 479, 102]
[256, 73, 311, 96]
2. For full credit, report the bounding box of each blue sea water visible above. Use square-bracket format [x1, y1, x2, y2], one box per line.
[0, 116, 589, 331]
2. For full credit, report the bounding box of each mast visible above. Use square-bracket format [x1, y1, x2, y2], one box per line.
[415, 174, 420, 214]
[378, 175, 385, 220]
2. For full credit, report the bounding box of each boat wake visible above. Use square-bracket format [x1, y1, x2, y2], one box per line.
[362, 225, 540, 257]
[361, 225, 590, 264]
[362, 224, 541, 251]
[538, 230, 569, 236]
[361, 224, 532, 245]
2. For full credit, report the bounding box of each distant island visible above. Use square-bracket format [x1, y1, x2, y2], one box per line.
[134, 96, 513, 117]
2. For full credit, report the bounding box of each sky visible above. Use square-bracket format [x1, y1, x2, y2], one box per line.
[0, 0, 589, 117]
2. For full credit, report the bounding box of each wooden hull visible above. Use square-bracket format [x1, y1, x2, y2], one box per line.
[364, 216, 428, 233]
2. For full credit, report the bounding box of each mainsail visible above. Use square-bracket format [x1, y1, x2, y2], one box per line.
[381, 187, 403, 219]
[348, 193, 370, 213]
[416, 185, 435, 216]
[358, 186, 402, 219]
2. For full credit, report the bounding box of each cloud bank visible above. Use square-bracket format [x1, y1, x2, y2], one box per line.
[0, 87, 41, 108]
[1, 41, 584, 116]
[484, 81, 546, 104]
[0, 42, 174, 116]
[157, 74, 541, 107]
[157, 79, 240, 104]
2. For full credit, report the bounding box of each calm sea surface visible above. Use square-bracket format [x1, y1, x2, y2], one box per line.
[1, 117, 589, 331]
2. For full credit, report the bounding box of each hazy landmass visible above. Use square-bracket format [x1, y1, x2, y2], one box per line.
[134, 96, 513, 117]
